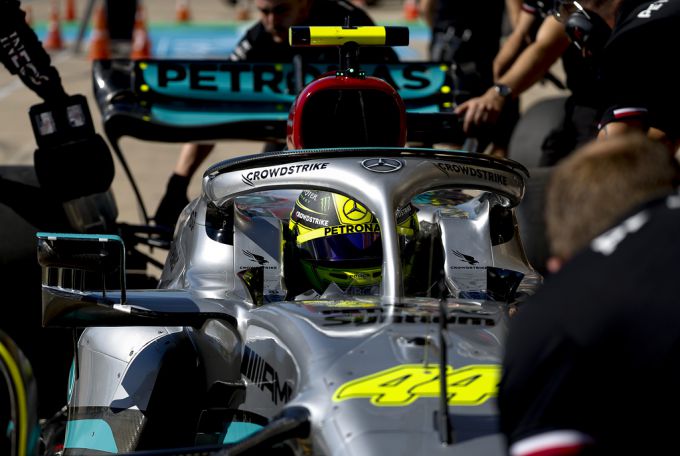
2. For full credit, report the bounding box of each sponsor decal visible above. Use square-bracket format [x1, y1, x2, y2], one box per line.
[188, 209, 197, 231]
[294, 210, 329, 227]
[333, 364, 500, 407]
[323, 223, 380, 237]
[666, 193, 680, 209]
[0, 32, 48, 87]
[241, 346, 292, 405]
[361, 158, 403, 173]
[141, 62, 446, 100]
[638, 0, 668, 18]
[167, 244, 179, 271]
[590, 211, 649, 256]
[241, 162, 329, 187]
[342, 199, 370, 221]
[243, 249, 269, 265]
[434, 162, 509, 186]
[451, 250, 479, 265]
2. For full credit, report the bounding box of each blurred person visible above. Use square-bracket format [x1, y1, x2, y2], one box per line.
[107, 0, 138, 41]
[455, 0, 600, 163]
[553, 0, 680, 150]
[500, 133, 680, 455]
[154, 0, 398, 229]
[420, 0, 520, 155]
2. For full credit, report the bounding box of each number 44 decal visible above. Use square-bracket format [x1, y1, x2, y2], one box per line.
[333, 364, 500, 407]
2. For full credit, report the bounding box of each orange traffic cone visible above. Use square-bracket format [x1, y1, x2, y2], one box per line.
[88, 5, 110, 60]
[176, 0, 191, 23]
[22, 5, 33, 27]
[65, 0, 76, 22]
[44, 0, 64, 50]
[131, 3, 152, 60]
[234, 0, 250, 20]
[403, 0, 419, 21]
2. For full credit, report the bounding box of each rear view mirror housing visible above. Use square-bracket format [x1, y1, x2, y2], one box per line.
[37, 232, 127, 327]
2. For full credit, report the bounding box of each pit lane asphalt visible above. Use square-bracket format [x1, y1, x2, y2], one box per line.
[0, 0, 565, 273]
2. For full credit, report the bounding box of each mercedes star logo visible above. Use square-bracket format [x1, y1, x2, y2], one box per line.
[342, 199, 369, 221]
[361, 158, 403, 173]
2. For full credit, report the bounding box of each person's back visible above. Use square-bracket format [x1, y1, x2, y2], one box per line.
[500, 134, 680, 454]
[521, 0, 601, 165]
[503, 190, 680, 454]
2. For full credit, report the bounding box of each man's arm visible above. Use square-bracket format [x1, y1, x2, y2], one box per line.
[493, 7, 536, 79]
[496, 16, 569, 96]
[455, 16, 569, 134]
[0, 0, 67, 102]
[505, 0, 523, 28]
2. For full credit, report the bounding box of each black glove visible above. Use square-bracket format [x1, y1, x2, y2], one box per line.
[30, 95, 114, 202]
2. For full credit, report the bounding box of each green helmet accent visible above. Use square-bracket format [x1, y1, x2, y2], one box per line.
[299, 261, 383, 295]
[289, 190, 419, 295]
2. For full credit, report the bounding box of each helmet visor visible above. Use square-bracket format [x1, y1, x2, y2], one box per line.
[299, 232, 382, 263]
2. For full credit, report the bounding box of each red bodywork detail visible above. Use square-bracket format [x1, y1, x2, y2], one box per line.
[286, 73, 407, 150]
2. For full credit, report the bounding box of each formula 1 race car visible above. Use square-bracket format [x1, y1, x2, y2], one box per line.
[35, 27, 542, 455]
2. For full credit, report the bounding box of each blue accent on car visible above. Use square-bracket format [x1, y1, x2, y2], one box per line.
[151, 107, 289, 127]
[67, 359, 75, 403]
[65, 420, 118, 453]
[36, 232, 124, 243]
[223, 422, 263, 444]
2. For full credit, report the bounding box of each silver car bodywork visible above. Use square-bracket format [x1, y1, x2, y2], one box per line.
[45, 148, 540, 455]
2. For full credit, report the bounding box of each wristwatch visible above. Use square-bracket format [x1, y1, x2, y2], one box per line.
[493, 84, 513, 98]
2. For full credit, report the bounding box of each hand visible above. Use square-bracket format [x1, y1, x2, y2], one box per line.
[454, 87, 507, 135]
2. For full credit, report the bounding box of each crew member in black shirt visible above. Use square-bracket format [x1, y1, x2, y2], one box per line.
[554, 0, 680, 149]
[500, 133, 680, 455]
[454, 0, 601, 163]
[526, 0, 601, 165]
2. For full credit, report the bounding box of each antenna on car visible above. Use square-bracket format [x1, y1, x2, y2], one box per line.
[436, 268, 454, 444]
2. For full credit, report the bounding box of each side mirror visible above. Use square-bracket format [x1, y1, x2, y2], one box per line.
[37, 233, 127, 327]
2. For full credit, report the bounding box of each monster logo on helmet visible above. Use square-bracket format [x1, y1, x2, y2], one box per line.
[289, 190, 419, 295]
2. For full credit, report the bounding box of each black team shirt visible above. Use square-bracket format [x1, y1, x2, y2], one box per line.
[500, 190, 680, 454]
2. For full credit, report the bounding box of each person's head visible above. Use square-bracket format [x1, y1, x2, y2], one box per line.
[546, 133, 679, 272]
[288, 190, 419, 294]
[255, 0, 313, 43]
[552, 0, 618, 57]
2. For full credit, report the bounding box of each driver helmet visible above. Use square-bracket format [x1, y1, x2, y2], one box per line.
[288, 190, 419, 294]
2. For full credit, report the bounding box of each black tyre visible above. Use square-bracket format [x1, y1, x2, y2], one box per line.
[0, 166, 73, 419]
[507, 96, 567, 168]
[516, 166, 553, 276]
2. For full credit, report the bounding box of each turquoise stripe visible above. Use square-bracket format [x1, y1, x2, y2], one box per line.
[67, 359, 75, 403]
[65, 419, 118, 453]
[36, 232, 123, 243]
[223, 422, 263, 444]
[151, 107, 288, 126]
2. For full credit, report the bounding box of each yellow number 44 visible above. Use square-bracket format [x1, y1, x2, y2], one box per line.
[333, 364, 500, 407]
